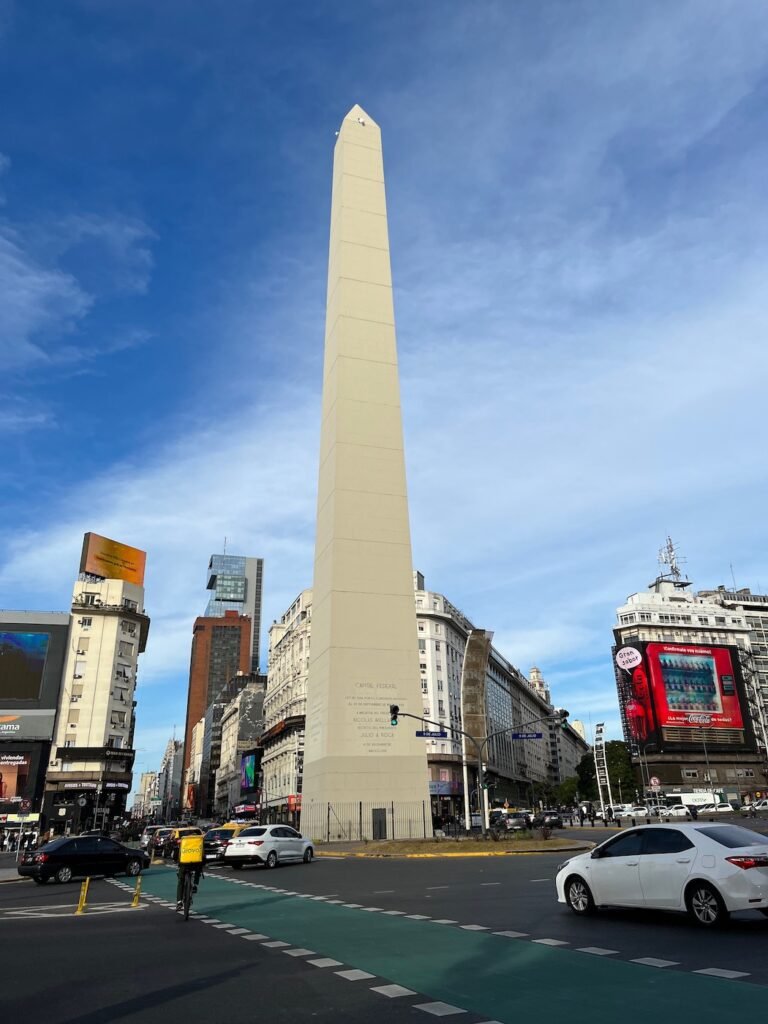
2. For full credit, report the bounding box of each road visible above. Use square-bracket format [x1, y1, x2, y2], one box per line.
[2, 847, 767, 1023]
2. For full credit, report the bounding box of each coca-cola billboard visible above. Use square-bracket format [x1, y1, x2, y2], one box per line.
[613, 640, 755, 753]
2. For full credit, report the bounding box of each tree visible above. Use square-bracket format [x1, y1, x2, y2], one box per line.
[575, 741, 635, 804]
[555, 776, 579, 806]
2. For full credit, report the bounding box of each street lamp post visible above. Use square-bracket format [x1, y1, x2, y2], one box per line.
[391, 708, 568, 836]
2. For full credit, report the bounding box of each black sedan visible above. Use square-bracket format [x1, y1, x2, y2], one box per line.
[532, 810, 564, 829]
[18, 836, 150, 884]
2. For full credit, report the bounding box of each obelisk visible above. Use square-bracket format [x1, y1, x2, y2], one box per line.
[301, 105, 429, 830]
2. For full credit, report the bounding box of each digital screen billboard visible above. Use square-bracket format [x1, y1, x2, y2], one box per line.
[0, 753, 30, 801]
[240, 754, 256, 792]
[614, 640, 754, 753]
[0, 632, 50, 700]
[80, 532, 146, 586]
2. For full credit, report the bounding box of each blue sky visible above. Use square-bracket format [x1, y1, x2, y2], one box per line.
[2, 1, 768, 778]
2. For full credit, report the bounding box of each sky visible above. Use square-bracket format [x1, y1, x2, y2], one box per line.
[2, 1, 768, 779]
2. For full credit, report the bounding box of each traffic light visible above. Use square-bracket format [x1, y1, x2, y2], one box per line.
[557, 708, 569, 730]
[481, 764, 489, 790]
[389, 704, 400, 726]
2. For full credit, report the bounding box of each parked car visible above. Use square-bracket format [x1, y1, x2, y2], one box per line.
[556, 822, 768, 927]
[162, 826, 204, 861]
[223, 824, 313, 869]
[742, 799, 768, 815]
[490, 811, 530, 831]
[18, 836, 149, 884]
[203, 824, 251, 860]
[664, 804, 691, 817]
[699, 804, 735, 815]
[533, 810, 563, 829]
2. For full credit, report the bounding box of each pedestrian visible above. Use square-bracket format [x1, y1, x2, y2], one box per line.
[606, 806, 614, 823]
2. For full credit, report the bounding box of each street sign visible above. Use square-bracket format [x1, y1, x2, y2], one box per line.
[415, 730, 448, 738]
[650, 776, 661, 787]
[510, 732, 543, 740]
[19, 798, 31, 813]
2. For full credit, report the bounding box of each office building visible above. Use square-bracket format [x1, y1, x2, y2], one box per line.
[214, 679, 266, 817]
[158, 739, 183, 821]
[181, 610, 252, 784]
[205, 554, 264, 673]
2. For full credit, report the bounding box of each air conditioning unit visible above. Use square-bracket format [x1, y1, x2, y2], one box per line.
[76, 649, 86, 655]
[73, 674, 83, 679]
[93, 599, 103, 606]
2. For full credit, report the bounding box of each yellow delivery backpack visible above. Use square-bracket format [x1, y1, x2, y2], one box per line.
[178, 833, 204, 865]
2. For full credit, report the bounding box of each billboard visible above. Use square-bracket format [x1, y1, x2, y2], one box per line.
[0, 752, 30, 801]
[0, 632, 50, 700]
[240, 753, 256, 792]
[614, 640, 754, 753]
[0, 711, 57, 740]
[80, 532, 146, 586]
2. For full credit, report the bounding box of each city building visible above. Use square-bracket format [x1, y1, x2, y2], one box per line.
[0, 610, 71, 835]
[133, 771, 159, 819]
[266, 576, 584, 831]
[413, 573, 587, 819]
[181, 610, 252, 786]
[158, 739, 183, 821]
[205, 553, 264, 673]
[214, 679, 266, 817]
[261, 590, 311, 823]
[43, 542, 150, 833]
[183, 717, 205, 813]
[613, 542, 768, 803]
[195, 671, 259, 818]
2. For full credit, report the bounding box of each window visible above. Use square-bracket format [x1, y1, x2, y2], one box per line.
[80, 617, 92, 628]
[439, 769, 450, 782]
[682, 769, 699, 779]
[696, 826, 768, 849]
[418, 639, 426, 651]
[681, 615, 692, 623]
[123, 599, 138, 612]
[620, 614, 636, 624]
[715, 617, 726, 625]
[642, 829, 694, 854]
[600, 831, 644, 858]
[421, 681, 428, 693]
[438, 700, 445, 715]
[77, 637, 90, 653]
[435, 641, 441, 652]
[434, 624, 441, 634]
[118, 641, 134, 658]
[420, 663, 427, 672]
[73, 837, 100, 855]
[71, 684, 84, 698]
[698, 617, 709, 625]
[639, 613, 652, 623]
[418, 621, 425, 632]
[68, 710, 80, 725]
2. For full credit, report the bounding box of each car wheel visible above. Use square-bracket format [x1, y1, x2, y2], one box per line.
[303, 847, 313, 864]
[686, 882, 729, 927]
[125, 859, 141, 877]
[55, 865, 73, 884]
[565, 875, 595, 916]
[266, 851, 278, 869]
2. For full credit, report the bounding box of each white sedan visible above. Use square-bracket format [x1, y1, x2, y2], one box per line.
[223, 824, 313, 869]
[664, 804, 691, 817]
[556, 822, 768, 927]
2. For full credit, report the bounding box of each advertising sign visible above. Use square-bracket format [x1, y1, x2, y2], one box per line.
[0, 710, 57, 740]
[614, 640, 753, 752]
[240, 753, 256, 792]
[0, 632, 51, 700]
[0, 753, 31, 800]
[80, 532, 146, 586]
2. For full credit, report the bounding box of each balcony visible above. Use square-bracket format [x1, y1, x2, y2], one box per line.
[71, 598, 151, 652]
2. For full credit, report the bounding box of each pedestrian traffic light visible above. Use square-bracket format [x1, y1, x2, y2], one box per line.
[557, 708, 569, 730]
[390, 704, 400, 726]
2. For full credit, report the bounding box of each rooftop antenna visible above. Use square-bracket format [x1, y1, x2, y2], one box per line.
[730, 563, 737, 590]
[658, 535, 688, 583]
[223, 536, 227, 555]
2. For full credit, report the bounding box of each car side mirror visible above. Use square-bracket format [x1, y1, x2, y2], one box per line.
[590, 848, 602, 859]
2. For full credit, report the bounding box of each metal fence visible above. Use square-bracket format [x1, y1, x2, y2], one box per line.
[299, 800, 430, 843]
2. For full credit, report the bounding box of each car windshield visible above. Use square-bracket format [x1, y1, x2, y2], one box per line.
[206, 829, 233, 840]
[40, 837, 71, 851]
[696, 826, 768, 848]
[240, 827, 267, 837]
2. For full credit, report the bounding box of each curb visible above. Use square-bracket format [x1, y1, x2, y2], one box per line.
[314, 842, 593, 859]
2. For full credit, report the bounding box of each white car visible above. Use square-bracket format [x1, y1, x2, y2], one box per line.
[664, 804, 691, 817]
[556, 822, 768, 927]
[742, 799, 768, 815]
[223, 824, 313, 869]
[699, 803, 734, 814]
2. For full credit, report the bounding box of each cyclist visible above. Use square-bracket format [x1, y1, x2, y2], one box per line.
[176, 832, 204, 912]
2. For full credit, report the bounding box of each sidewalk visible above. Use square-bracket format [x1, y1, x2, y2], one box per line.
[313, 837, 593, 858]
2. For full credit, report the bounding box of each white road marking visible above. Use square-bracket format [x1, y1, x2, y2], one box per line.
[460, 925, 488, 931]
[631, 957, 678, 968]
[372, 984, 418, 998]
[426, 885, 449, 890]
[532, 938, 569, 946]
[694, 968, 750, 979]
[325, 899, 345, 905]
[336, 969, 376, 981]
[493, 930, 528, 938]
[405, 914, 431, 920]
[212, 923, 236, 929]
[241, 933, 269, 941]
[577, 947, 619, 956]
[308, 957, 343, 968]
[283, 948, 316, 957]
[361, 906, 383, 912]
[414, 1001, 467, 1016]
[480, 882, 500, 887]
[374, 890, 395, 894]
[342, 903, 363, 908]
[381, 910, 406, 916]
[530, 879, 550, 883]
[430, 919, 458, 925]
[226, 928, 251, 935]
[261, 940, 291, 948]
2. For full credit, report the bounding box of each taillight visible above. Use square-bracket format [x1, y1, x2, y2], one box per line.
[726, 855, 768, 870]
[246, 840, 264, 846]
[35, 853, 49, 863]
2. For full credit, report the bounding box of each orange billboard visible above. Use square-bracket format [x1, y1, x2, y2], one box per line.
[80, 532, 146, 586]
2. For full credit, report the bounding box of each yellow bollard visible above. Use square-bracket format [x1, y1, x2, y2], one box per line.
[131, 875, 142, 908]
[74, 876, 91, 915]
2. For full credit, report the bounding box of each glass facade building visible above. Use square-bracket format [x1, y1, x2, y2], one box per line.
[205, 554, 264, 673]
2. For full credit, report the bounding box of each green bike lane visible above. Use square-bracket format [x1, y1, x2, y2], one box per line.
[139, 868, 765, 1022]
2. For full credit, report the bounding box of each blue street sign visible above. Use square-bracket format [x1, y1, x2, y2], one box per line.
[510, 731, 543, 740]
[415, 730, 448, 738]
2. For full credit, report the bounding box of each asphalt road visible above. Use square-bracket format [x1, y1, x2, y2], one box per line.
[2, 845, 766, 1024]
